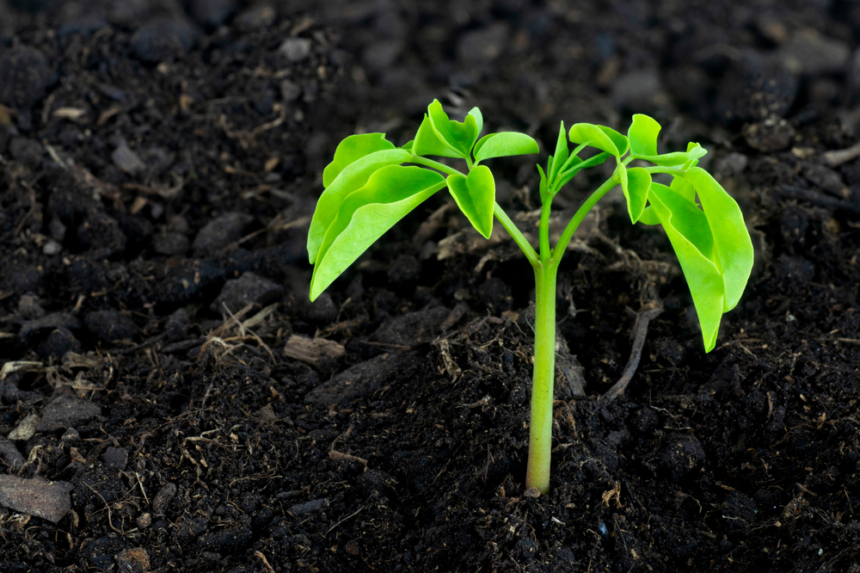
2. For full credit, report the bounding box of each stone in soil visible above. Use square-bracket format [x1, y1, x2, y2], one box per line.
[84, 310, 138, 343]
[0, 47, 54, 109]
[210, 271, 284, 313]
[0, 475, 73, 523]
[38, 392, 101, 431]
[192, 212, 254, 257]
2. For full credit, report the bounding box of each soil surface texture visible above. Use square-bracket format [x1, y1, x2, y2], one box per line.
[1, 1, 860, 572]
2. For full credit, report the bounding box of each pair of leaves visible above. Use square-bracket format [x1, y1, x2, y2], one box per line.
[643, 168, 753, 351]
[628, 114, 707, 166]
[412, 99, 537, 239]
[309, 101, 540, 300]
[414, 99, 539, 164]
[310, 165, 446, 300]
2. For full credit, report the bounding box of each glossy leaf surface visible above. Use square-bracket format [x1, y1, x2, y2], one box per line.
[628, 114, 660, 157]
[307, 148, 410, 264]
[568, 123, 624, 158]
[621, 167, 651, 223]
[427, 99, 478, 156]
[634, 142, 707, 166]
[322, 133, 396, 188]
[310, 166, 445, 300]
[549, 121, 568, 181]
[677, 167, 753, 311]
[474, 132, 539, 162]
[648, 183, 724, 351]
[446, 165, 496, 238]
[413, 113, 462, 158]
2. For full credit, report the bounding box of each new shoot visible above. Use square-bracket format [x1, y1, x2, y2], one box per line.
[307, 100, 754, 494]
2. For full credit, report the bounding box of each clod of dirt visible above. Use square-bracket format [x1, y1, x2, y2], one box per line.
[192, 212, 254, 257]
[17, 294, 45, 319]
[188, 0, 236, 27]
[779, 29, 850, 75]
[0, 47, 54, 109]
[165, 308, 190, 342]
[37, 392, 101, 431]
[370, 306, 449, 346]
[152, 231, 190, 256]
[210, 271, 284, 313]
[131, 16, 201, 63]
[743, 117, 796, 152]
[198, 526, 254, 554]
[84, 310, 138, 343]
[8, 136, 43, 169]
[305, 351, 416, 407]
[37, 327, 81, 358]
[0, 437, 25, 471]
[721, 491, 758, 537]
[235, 5, 275, 32]
[77, 212, 127, 252]
[657, 433, 706, 480]
[387, 253, 420, 287]
[306, 293, 338, 323]
[0, 475, 73, 523]
[115, 548, 150, 573]
[288, 498, 328, 516]
[101, 446, 129, 470]
[18, 312, 81, 347]
[716, 51, 798, 123]
[152, 482, 177, 515]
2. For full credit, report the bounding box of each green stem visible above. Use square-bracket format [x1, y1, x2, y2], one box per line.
[539, 197, 552, 264]
[494, 203, 540, 268]
[525, 261, 558, 494]
[551, 175, 618, 268]
[408, 155, 464, 177]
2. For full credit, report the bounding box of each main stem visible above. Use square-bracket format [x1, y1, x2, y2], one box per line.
[525, 261, 558, 493]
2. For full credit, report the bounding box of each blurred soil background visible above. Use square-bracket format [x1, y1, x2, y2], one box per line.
[0, 0, 859, 572]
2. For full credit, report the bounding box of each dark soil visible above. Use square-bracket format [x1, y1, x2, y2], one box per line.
[1, 1, 859, 572]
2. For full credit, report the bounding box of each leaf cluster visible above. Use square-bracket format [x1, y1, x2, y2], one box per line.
[307, 100, 539, 301]
[541, 114, 752, 351]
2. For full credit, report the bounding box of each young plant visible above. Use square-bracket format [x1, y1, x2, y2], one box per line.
[308, 100, 754, 494]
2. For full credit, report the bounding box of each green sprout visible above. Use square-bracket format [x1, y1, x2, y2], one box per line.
[308, 100, 754, 494]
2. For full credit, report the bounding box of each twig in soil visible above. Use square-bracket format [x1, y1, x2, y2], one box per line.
[824, 141, 860, 166]
[599, 303, 663, 403]
[326, 507, 366, 536]
[107, 331, 168, 355]
[254, 552, 276, 573]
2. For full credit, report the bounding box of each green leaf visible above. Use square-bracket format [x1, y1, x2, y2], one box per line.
[670, 176, 696, 203]
[677, 167, 754, 312]
[474, 132, 540, 162]
[628, 114, 660, 157]
[549, 121, 568, 181]
[401, 140, 414, 151]
[634, 142, 708, 166]
[537, 164, 549, 203]
[307, 149, 411, 264]
[637, 207, 660, 225]
[413, 114, 463, 158]
[467, 107, 483, 138]
[446, 165, 496, 238]
[310, 166, 445, 300]
[648, 183, 724, 351]
[556, 151, 611, 188]
[323, 133, 396, 188]
[598, 126, 629, 157]
[427, 99, 478, 156]
[568, 123, 622, 158]
[621, 167, 651, 223]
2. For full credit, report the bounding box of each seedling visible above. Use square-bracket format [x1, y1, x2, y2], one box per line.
[308, 100, 753, 494]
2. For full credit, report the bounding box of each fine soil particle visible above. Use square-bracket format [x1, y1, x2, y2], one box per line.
[0, 2, 859, 573]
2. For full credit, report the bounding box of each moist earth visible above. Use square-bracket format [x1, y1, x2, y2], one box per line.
[0, 1, 859, 572]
